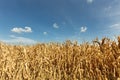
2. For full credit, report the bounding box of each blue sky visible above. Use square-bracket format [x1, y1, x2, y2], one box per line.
[0, 0, 120, 44]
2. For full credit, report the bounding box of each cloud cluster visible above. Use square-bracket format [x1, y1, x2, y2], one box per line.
[11, 27, 32, 33]
[80, 26, 87, 32]
[53, 23, 59, 29]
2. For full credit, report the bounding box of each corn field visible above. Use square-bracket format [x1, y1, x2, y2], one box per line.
[0, 37, 120, 80]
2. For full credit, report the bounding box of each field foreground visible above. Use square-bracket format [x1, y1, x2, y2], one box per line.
[0, 37, 120, 80]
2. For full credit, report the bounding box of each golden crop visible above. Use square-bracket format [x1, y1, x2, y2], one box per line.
[0, 37, 120, 80]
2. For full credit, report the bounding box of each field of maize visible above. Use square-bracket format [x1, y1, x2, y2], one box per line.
[0, 37, 120, 80]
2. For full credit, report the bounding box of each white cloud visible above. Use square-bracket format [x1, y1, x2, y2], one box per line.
[80, 26, 87, 32]
[2, 35, 36, 45]
[43, 32, 47, 35]
[11, 27, 32, 33]
[53, 23, 59, 29]
[87, 0, 94, 4]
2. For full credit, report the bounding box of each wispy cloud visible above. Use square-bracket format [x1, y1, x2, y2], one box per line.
[2, 35, 36, 45]
[11, 27, 32, 33]
[110, 23, 120, 29]
[43, 32, 47, 35]
[9, 35, 17, 38]
[103, 1, 120, 18]
[80, 26, 87, 32]
[65, 16, 73, 25]
[86, 0, 94, 4]
[104, 6, 112, 11]
[53, 23, 59, 29]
